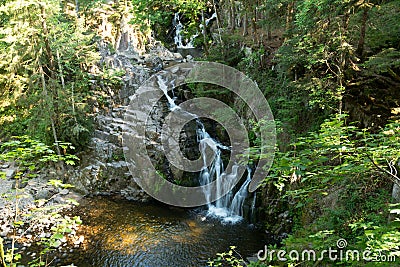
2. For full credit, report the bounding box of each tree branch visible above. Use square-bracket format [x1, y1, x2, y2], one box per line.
[366, 154, 400, 187]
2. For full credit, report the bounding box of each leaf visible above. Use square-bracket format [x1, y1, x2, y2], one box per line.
[52, 233, 64, 240]
[66, 198, 79, 206]
[51, 240, 62, 248]
[65, 160, 75, 165]
[13, 220, 24, 226]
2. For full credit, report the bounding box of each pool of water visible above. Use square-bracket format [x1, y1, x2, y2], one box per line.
[59, 196, 269, 267]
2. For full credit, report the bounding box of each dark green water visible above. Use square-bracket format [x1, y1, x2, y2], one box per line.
[60, 196, 268, 267]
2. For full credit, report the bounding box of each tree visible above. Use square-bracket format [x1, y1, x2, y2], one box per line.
[130, 0, 208, 44]
[0, 0, 98, 149]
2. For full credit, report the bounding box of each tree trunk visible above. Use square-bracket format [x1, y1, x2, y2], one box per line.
[114, 14, 122, 51]
[356, 8, 368, 60]
[40, 64, 62, 157]
[40, 4, 61, 146]
[212, 0, 223, 45]
[0, 237, 6, 267]
[252, 8, 257, 43]
[267, 26, 272, 40]
[389, 162, 400, 222]
[392, 183, 400, 203]
[230, 0, 236, 32]
[40, 5, 55, 76]
[284, 1, 295, 41]
[242, 13, 248, 36]
[201, 11, 208, 53]
[56, 50, 65, 90]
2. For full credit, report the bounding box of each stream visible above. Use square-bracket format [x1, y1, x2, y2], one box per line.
[58, 196, 268, 267]
[59, 20, 271, 266]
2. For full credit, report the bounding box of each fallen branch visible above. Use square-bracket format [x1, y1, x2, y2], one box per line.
[366, 154, 400, 187]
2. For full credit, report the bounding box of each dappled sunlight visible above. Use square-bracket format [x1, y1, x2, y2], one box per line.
[64, 196, 266, 266]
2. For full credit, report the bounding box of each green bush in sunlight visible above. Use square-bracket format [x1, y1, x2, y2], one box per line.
[0, 136, 81, 267]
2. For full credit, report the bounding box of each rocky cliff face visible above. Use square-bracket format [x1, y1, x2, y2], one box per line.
[65, 8, 191, 200]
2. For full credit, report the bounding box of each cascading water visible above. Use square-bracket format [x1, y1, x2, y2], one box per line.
[173, 13, 196, 49]
[205, 12, 217, 26]
[158, 76, 254, 224]
[157, 76, 179, 110]
[229, 168, 251, 216]
[196, 119, 253, 224]
[173, 12, 216, 49]
[251, 193, 257, 223]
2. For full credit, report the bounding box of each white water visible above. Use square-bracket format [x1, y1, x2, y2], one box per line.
[205, 12, 217, 26]
[251, 192, 257, 222]
[199, 12, 217, 34]
[173, 12, 216, 49]
[157, 76, 179, 111]
[173, 13, 196, 49]
[159, 76, 253, 224]
[229, 168, 251, 216]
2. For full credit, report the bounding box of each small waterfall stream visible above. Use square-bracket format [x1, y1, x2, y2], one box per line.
[173, 13, 196, 49]
[173, 12, 217, 49]
[158, 76, 254, 224]
[251, 192, 257, 222]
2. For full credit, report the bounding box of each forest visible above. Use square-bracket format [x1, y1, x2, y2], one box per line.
[0, 0, 399, 266]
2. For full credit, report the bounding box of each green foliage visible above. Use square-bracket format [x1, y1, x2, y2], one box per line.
[363, 48, 400, 74]
[269, 114, 400, 201]
[0, 136, 80, 267]
[188, 82, 232, 102]
[365, 1, 400, 52]
[0, 0, 399, 265]
[204, 33, 245, 66]
[280, 0, 398, 113]
[0, 0, 98, 150]
[277, 204, 400, 266]
[258, 0, 288, 32]
[238, 48, 326, 141]
[0, 136, 78, 176]
[261, 115, 400, 265]
[349, 204, 400, 258]
[131, 0, 207, 43]
[208, 246, 268, 267]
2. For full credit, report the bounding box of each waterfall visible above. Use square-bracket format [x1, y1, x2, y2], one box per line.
[229, 168, 251, 216]
[250, 192, 257, 223]
[195, 111, 252, 224]
[205, 12, 217, 26]
[173, 13, 196, 49]
[173, 12, 216, 49]
[199, 12, 217, 34]
[157, 76, 179, 111]
[158, 76, 253, 224]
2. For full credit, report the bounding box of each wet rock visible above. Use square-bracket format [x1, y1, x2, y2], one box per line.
[63, 34, 199, 203]
[52, 195, 66, 204]
[4, 168, 16, 179]
[11, 178, 28, 189]
[151, 56, 163, 71]
[0, 163, 10, 169]
[34, 188, 53, 200]
[149, 42, 182, 61]
[59, 189, 69, 195]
